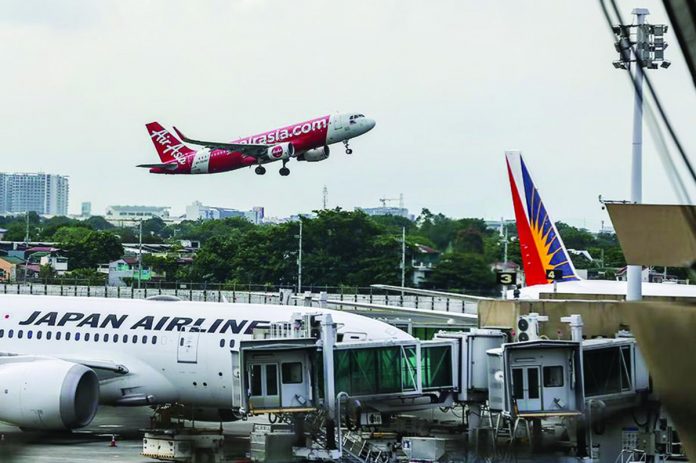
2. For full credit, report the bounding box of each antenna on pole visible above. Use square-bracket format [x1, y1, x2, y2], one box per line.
[322, 185, 328, 210]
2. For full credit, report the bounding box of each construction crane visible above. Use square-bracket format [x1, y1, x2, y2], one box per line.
[379, 193, 404, 208]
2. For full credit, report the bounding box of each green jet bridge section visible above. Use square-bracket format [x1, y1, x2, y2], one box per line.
[236, 313, 462, 417]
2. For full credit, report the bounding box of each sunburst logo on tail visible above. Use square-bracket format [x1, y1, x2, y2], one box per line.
[506, 150, 579, 286]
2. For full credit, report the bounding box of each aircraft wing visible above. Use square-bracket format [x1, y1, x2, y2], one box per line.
[370, 284, 495, 302]
[323, 299, 478, 322]
[173, 127, 269, 158]
[0, 352, 129, 374]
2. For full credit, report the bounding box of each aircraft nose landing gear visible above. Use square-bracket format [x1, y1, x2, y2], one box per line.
[343, 140, 353, 155]
[279, 160, 290, 176]
[255, 165, 266, 175]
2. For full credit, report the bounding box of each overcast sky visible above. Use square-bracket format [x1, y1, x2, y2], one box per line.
[1, 0, 694, 229]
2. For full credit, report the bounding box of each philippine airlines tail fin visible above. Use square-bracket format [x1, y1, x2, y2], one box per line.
[505, 150, 580, 286]
[145, 122, 194, 163]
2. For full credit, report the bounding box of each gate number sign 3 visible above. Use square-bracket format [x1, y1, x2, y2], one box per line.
[497, 272, 516, 285]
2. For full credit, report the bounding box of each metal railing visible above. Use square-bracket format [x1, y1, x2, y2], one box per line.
[0, 281, 479, 315]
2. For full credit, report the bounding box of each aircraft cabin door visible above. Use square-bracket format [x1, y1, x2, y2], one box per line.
[333, 114, 343, 131]
[512, 366, 542, 411]
[177, 327, 200, 364]
[248, 363, 280, 410]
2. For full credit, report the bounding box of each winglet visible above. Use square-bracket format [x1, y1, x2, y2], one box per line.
[172, 126, 188, 142]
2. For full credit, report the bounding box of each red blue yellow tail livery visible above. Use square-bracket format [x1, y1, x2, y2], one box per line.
[505, 151, 580, 286]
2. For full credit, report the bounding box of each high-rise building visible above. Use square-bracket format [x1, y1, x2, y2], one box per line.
[81, 201, 92, 217]
[0, 173, 69, 216]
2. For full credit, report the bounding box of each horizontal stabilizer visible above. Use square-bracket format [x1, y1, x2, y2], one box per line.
[136, 163, 178, 170]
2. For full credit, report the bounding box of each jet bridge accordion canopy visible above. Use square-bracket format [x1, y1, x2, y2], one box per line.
[605, 203, 696, 267]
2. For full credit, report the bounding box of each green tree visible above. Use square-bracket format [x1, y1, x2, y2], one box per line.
[59, 231, 123, 270]
[64, 268, 107, 285]
[84, 216, 115, 230]
[38, 264, 56, 281]
[424, 252, 497, 294]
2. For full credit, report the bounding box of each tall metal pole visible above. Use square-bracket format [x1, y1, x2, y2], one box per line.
[297, 220, 303, 293]
[401, 227, 406, 290]
[137, 219, 143, 290]
[626, 8, 648, 301]
[501, 218, 509, 299]
[24, 212, 29, 243]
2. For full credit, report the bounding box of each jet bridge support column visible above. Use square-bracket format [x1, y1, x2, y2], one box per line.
[321, 313, 337, 449]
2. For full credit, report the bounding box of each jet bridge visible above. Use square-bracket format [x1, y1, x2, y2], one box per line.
[487, 340, 584, 419]
[231, 312, 473, 420]
[240, 337, 319, 414]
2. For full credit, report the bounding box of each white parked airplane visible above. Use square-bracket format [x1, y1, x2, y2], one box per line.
[0, 295, 411, 431]
[506, 150, 696, 299]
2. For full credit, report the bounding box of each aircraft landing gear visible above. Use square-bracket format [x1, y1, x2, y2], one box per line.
[279, 160, 290, 176]
[255, 165, 266, 175]
[343, 140, 353, 155]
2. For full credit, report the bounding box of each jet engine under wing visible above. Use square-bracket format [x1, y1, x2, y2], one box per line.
[173, 127, 269, 158]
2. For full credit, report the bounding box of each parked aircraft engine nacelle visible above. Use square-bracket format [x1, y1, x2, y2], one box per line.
[0, 359, 99, 430]
[299, 146, 330, 162]
[266, 142, 294, 161]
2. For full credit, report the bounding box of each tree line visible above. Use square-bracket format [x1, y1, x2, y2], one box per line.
[0, 209, 639, 293]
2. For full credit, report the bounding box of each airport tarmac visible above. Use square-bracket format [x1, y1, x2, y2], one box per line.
[0, 407, 258, 462]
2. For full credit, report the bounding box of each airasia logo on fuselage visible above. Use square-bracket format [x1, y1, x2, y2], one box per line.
[271, 146, 284, 158]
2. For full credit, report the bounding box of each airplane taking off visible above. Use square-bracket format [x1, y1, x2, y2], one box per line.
[505, 150, 696, 299]
[138, 113, 376, 177]
[0, 295, 410, 431]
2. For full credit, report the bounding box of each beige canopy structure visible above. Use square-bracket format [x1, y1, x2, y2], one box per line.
[621, 302, 696, 456]
[605, 203, 696, 267]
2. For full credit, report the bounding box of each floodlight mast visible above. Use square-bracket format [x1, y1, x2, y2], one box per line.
[611, 8, 669, 301]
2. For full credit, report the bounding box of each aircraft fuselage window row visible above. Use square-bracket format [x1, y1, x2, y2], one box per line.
[0, 329, 238, 349]
[0, 329, 158, 345]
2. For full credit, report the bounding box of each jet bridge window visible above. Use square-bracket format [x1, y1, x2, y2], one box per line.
[282, 362, 303, 384]
[421, 345, 453, 390]
[543, 366, 564, 387]
[334, 345, 417, 396]
[584, 346, 633, 396]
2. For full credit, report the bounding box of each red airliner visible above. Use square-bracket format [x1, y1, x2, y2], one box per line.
[138, 113, 375, 176]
